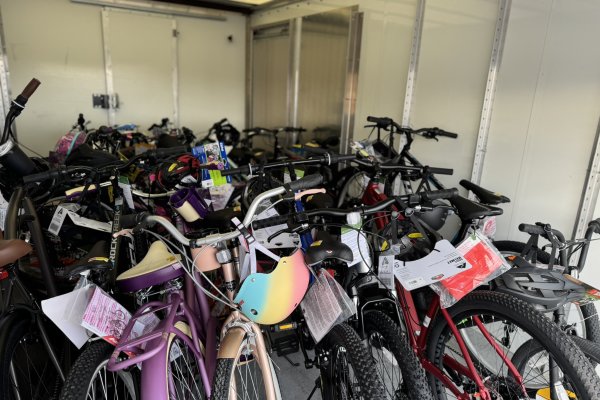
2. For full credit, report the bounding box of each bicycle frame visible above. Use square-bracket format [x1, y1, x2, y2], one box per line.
[394, 281, 526, 399]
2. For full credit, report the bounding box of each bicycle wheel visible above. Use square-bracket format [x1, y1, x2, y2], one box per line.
[212, 327, 281, 400]
[59, 341, 137, 400]
[320, 322, 385, 400]
[363, 310, 433, 399]
[141, 321, 208, 399]
[427, 290, 600, 400]
[494, 240, 600, 341]
[0, 317, 61, 400]
[510, 335, 600, 382]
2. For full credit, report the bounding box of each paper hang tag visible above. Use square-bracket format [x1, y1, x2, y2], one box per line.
[118, 176, 135, 210]
[341, 224, 371, 268]
[300, 271, 343, 343]
[393, 239, 472, 291]
[378, 253, 395, 289]
[48, 206, 69, 235]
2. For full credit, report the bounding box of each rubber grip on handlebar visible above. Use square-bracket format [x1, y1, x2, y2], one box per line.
[427, 167, 453, 176]
[419, 188, 458, 202]
[220, 165, 250, 176]
[20, 78, 41, 100]
[329, 154, 357, 164]
[588, 219, 600, 235]
[366, 116, 392, 126]
[286, 174, 323, 191]
[518, 223, 546, 235]
[253, 215, 289, 229]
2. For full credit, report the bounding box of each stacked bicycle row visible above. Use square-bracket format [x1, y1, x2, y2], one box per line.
[1, 78, 600, 400]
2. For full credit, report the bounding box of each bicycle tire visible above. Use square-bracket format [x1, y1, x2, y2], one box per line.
[141, 321, 207, 399]
[212, 327, 281, 400]
[0, 317, 61, 400]
[320, 322, 385, 400]
[427, 290, 600, 400]
[511, 335, 600, 370]
[59, 340, 137, 400]
[495, 240, 600, 341]
[363, 310, 433, 399]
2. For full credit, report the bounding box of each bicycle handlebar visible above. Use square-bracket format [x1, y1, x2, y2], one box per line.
[17, 78, 41, 104]
[286, 174, 323, 191]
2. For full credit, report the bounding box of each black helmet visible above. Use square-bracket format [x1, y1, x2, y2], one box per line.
[494, 264, 585, 311]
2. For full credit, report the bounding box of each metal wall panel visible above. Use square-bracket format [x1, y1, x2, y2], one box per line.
[410, 0, 499, 191]
[296, 8, 351, 143]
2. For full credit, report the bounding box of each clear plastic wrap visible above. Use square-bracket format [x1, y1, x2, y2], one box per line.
[430, 230, 511, 308]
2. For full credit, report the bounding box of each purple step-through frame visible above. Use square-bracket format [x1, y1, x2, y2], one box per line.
[107, 271, 218, 399]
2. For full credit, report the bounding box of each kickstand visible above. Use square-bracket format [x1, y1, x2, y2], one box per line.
[282, 353, 300, 367]
[306, 378, 320, 400]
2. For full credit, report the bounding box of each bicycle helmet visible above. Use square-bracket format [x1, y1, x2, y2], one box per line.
[494, 264, 586, 311]
[234, 249, 310, 325]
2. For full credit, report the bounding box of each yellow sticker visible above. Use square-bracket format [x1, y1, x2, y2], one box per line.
[358, 149, 369, 157]
[278, 323, 294, 330]
[311, 240, 322, 247]
[535, 387, 576, 399]
[306, 195, 314, 202]
[168, 163, 178, 172]
[88, 257, 109, 263]
[381, 241, 389, 251]
[408, 233, 423, 239]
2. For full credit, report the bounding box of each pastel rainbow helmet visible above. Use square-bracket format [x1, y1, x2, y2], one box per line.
[234, 249, 309, 325]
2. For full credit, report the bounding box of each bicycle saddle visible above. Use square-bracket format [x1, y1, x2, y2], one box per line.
[304, 231, 353, 266]
[63, 240, 111, 279]
[116, 241, 183, 292]
[450, 195, 503, 221]
[195, 208, 241, 232]
[460, 179, 510, 205]
[303, 192, 334, 210]
[0, 239, 31, 268]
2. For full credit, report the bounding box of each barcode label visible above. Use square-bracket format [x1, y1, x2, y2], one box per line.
[48, 207, 68, 235]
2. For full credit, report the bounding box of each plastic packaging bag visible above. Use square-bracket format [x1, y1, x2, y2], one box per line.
[430, 230, 511, 308]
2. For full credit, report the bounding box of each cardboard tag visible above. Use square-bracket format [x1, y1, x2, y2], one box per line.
[378, 253, 395, 289]
[42, 285, 94, 348]
[118, 176, 135, 210]
[341, 225, 370, 268]
[394, 240, 471, 290]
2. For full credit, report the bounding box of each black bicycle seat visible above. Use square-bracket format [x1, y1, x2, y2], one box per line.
[304, 231, 353, 266]
[304, 192, 334, 210]
[459, 180, 510, 205]
[450, 196, 503, 221]
[195, 208, 242, 232]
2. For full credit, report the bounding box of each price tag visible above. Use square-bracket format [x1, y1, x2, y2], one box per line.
[378, 254, 395, 289]
[48, 206, 69, 235]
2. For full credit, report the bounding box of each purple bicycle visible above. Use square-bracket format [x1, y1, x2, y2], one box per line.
[58, 175, 323, 400]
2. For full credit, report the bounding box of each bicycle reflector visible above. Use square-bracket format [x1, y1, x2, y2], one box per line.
[234, 249, 309, 325]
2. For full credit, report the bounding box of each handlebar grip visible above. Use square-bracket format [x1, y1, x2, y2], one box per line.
[286, 174, 323, 191]
[120, 212, 149, 229]
[329, 154, 357, 164]
[366, 116, 392, 126]
[19, 78, 41, 101]
[419, 188, 458, 202]
[518, 223, 546, 235]
[426, 167, 453, 176]
[253, 215, 289, 229]
[22, 170, 53, 184]
[588, 219, 600, 235]
[154, 146, 187, 158]
[220, 165, 250, 176]
[437, 130, 458, 139]
[303, 146, 328, 155]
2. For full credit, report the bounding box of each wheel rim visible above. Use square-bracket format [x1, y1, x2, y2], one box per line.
[85, 359, 136, 400]
[228, 338, 269, 400]
[436, 312, 583, 399]
[330, 345, 362, 400]
[9, 330, 56, 400]
[168, 337, 205, 399]
[367, 332, 403, 399]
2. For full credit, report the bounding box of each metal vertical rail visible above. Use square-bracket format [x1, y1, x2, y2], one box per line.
[101, 8, 116, 126]
[287, 17, 302, 135]
[171, 19, 179, 128]
[245, 16, 253, 128]
[340, 11, 363, 154]
[469, 0, 512, 191]
[0, 4, 12, 128]
[400, 0, 426, 129]
[573, 116, 600, 239]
